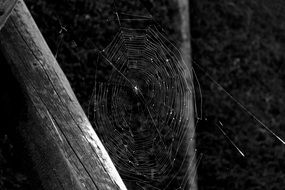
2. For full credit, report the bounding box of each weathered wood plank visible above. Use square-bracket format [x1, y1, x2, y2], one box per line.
[0, 0, 18, 29]
[0, 0, 127, 189]
[175, 0, 197, 189]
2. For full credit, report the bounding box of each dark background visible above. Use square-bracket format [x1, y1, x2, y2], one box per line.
[0, 0, 285, 189]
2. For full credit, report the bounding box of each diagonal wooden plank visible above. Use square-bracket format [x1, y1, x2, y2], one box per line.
[0, 0, 18, 30]
[0, 0, 127, 189]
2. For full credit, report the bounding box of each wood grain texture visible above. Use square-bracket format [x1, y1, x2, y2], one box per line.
[0, 0, 127, 190]
[175, 0, 197, 189]
[0, 0, 18, 29]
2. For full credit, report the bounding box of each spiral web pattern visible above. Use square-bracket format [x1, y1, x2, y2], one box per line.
[89, 26, 196, 189]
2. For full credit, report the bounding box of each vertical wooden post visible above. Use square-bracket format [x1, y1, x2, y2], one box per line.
[175, 0, 197, 189]
[0, 0, 127, 189]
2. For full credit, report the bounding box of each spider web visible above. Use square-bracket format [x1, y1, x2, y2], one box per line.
[88, 25, 197, 189]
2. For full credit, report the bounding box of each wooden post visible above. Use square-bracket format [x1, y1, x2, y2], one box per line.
[175, 0, 197, 189]
[0, 0, 127, 189]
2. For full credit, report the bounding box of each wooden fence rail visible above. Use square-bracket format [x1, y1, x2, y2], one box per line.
[0, 0, 127, 189]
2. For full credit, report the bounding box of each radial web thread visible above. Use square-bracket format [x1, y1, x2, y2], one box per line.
[88, 26, 196, 190]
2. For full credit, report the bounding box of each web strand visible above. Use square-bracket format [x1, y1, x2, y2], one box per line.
[89, 26, 196, 189]
[216, 122, 245, 157]
[193, 61, 285, 145]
